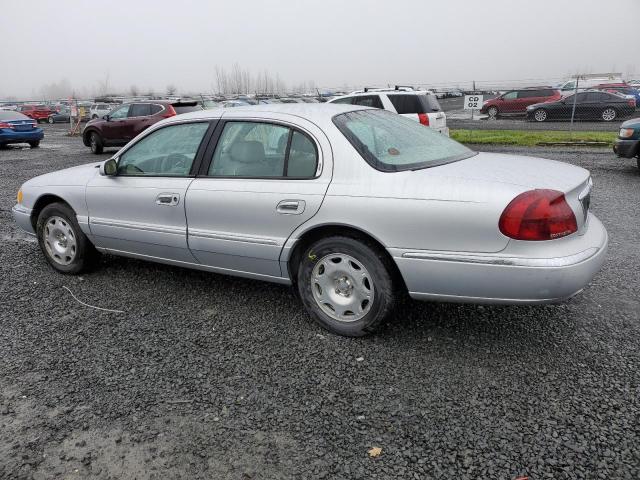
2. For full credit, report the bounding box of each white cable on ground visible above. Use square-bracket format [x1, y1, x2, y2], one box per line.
[62, 286, 125, 314]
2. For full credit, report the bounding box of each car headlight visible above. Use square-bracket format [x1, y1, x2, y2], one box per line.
[619, 128, 635, 138]
[16, 188, 23, 204]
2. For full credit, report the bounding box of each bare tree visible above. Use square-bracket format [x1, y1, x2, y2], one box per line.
[97, 72, 111, 96]
[129, 85, 139, 97]
[166, 84, 177, 95]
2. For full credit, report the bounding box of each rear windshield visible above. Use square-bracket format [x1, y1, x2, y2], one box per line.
[0, 111, 30, 121]
[333, 109, 475, 172]
[388, 94, 441, 114]
[172, 103, 203, 114]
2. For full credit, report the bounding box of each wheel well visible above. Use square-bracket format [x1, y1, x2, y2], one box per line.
[30, 194, 69, 230]
[286, 225, 407, 292]
[82, 128, 97, 146]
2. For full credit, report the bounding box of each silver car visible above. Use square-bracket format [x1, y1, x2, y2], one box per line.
[13, 104, 608, 336]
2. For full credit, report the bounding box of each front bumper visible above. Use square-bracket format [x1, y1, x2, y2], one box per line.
[12, 204, 35, 235]
[391, 214, 608, 304]
[0, 129, 44, 145]
[613, 139, 639, 158]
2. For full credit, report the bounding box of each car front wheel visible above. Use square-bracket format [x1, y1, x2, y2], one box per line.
[297, 236, 396, 336]
[533, 108, 548, 122]
[29, 141, 40, 148]
[487, 106, 499, 119]
[36, 202, 97, 274]
[89, 132, 104, 154]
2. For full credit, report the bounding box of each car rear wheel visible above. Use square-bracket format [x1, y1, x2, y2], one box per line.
[48, 116, 55, 124]
[297, 236, 396, 336]
[487, 106, 499, 119]
[89, 132, 104, 154]
[533, 108, 548, 122]
[29, 141, 40, 148]
[601, 108, 617, 122]
[36, 202, 98, 274]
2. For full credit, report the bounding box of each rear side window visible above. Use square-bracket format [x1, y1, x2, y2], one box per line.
[352, 95, 384, 109]
[150, 104, 163, 115]
[388, 94, 440, 114]
[129, 103, 151, 117]
[208, 121, 317, 178]
[173, 103, 202, 114]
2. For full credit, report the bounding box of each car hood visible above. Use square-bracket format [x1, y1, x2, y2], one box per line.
[25, 162, 101, 187]
[620, 117, 640, 128]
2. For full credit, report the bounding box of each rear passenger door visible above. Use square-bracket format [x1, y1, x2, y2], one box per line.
[185, 116, 332, 279]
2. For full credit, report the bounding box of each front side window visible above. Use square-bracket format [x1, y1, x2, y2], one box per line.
[117, 122, 209, 176]
[503, 91, 517, 100]
[333, 110, 475, 172]
[109, 105, 130, 119]
[352, 95, 384, 109]
[208, 121, 318, 178]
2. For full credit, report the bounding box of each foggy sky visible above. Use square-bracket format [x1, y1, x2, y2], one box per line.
[1, 0, 639, 98]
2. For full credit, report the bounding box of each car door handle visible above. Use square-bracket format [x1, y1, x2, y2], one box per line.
[276, 199, 305, 215]
[156, 193, 180, 206]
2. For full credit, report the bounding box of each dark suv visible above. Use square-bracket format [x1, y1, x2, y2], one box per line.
[82, 100, 202, 154]
[480, 88, 561, 118]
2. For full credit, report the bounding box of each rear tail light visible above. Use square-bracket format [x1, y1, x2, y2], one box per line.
[418, 113, 430, 126]
[499, 189, 577, 241]
[0, 122, 14, 129]
[162, 105, 177, 118]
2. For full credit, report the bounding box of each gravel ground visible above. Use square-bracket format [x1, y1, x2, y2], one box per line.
[1, 124, 639, 480]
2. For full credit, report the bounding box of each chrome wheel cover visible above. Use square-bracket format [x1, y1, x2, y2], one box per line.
[43, 216, 77, 266]
[488, 107, 498, 118]
[311, 253, 374, 322]
[602, 108, 616, 121]
[90, 134, 97, 150]
[534, 109, 547, 122]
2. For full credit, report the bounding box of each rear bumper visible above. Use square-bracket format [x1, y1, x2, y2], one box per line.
[12, 204, 35, 235]
[0, 129, 44, 144]
[613, 139, 639, 158]
[391, 214, 608, 304]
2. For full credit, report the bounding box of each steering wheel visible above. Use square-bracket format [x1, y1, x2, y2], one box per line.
[161, 153, 190, 173]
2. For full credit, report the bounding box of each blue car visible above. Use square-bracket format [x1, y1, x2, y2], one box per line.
[0, 110, 44, 148]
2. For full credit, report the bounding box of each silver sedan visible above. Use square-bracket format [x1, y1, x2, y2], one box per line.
[13, 104, 608, 336]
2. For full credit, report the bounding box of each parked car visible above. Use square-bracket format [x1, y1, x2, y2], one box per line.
[555, 76, 624, 96]
[480, 88, 561, 118]
[18, 104, 54, 123]
[82, 100, 202, 154]
[89, 103, 114, 120]
[328, 87, 448, 135]
[220, 100, 250, 108]
[47, 107, 71, 124]
[0, 110, 44, 148]
[594, 83, 640, 105]
[13, 104, 607, 336]
[613, 117, 640, 170]
[526, 91, 636, 122]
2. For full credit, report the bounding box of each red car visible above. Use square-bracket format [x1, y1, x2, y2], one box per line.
[480, 87, 561, 118]
[18, 104, 54, 123]
[82, 100, 202, 154]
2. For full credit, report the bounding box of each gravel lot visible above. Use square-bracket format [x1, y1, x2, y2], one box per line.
[1, 124, 639, 480]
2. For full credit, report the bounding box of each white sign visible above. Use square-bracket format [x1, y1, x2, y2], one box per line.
[463, 95, 484, 110]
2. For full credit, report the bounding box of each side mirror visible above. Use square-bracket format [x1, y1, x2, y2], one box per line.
[99, 158, 117, 176]
[102, 115, 110, 121]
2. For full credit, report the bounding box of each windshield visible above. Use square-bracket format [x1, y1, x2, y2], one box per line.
[333, 109, 475, 172]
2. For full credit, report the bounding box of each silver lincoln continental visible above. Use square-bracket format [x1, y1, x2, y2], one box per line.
[13, 104, 608, 336]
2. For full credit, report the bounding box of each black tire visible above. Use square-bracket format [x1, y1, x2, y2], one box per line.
[636, 157, 640, 171]
[48, 116, 55, 124]
[533, 108, 548, 122]
[29, 141, 40, 148]
[92, 114, 98, 119]
[601, 107, 617, 122]
[36, 202, 98, 274]
[487, 106, 499, 119]
[89, 131, 104, 154]
[297, 236, 396, 337]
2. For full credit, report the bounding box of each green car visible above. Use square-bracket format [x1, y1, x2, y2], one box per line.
[613, 117, 640, 170]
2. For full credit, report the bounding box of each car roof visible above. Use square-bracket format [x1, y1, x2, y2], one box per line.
[161, 103, 370, 123]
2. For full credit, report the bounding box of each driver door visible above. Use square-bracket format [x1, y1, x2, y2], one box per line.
[100, 104, 130, 143]
[86, 121, 213, 262]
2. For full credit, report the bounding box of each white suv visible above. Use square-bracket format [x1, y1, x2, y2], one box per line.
[328, 87, 448, 135]
[89, 103, 114, 120]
